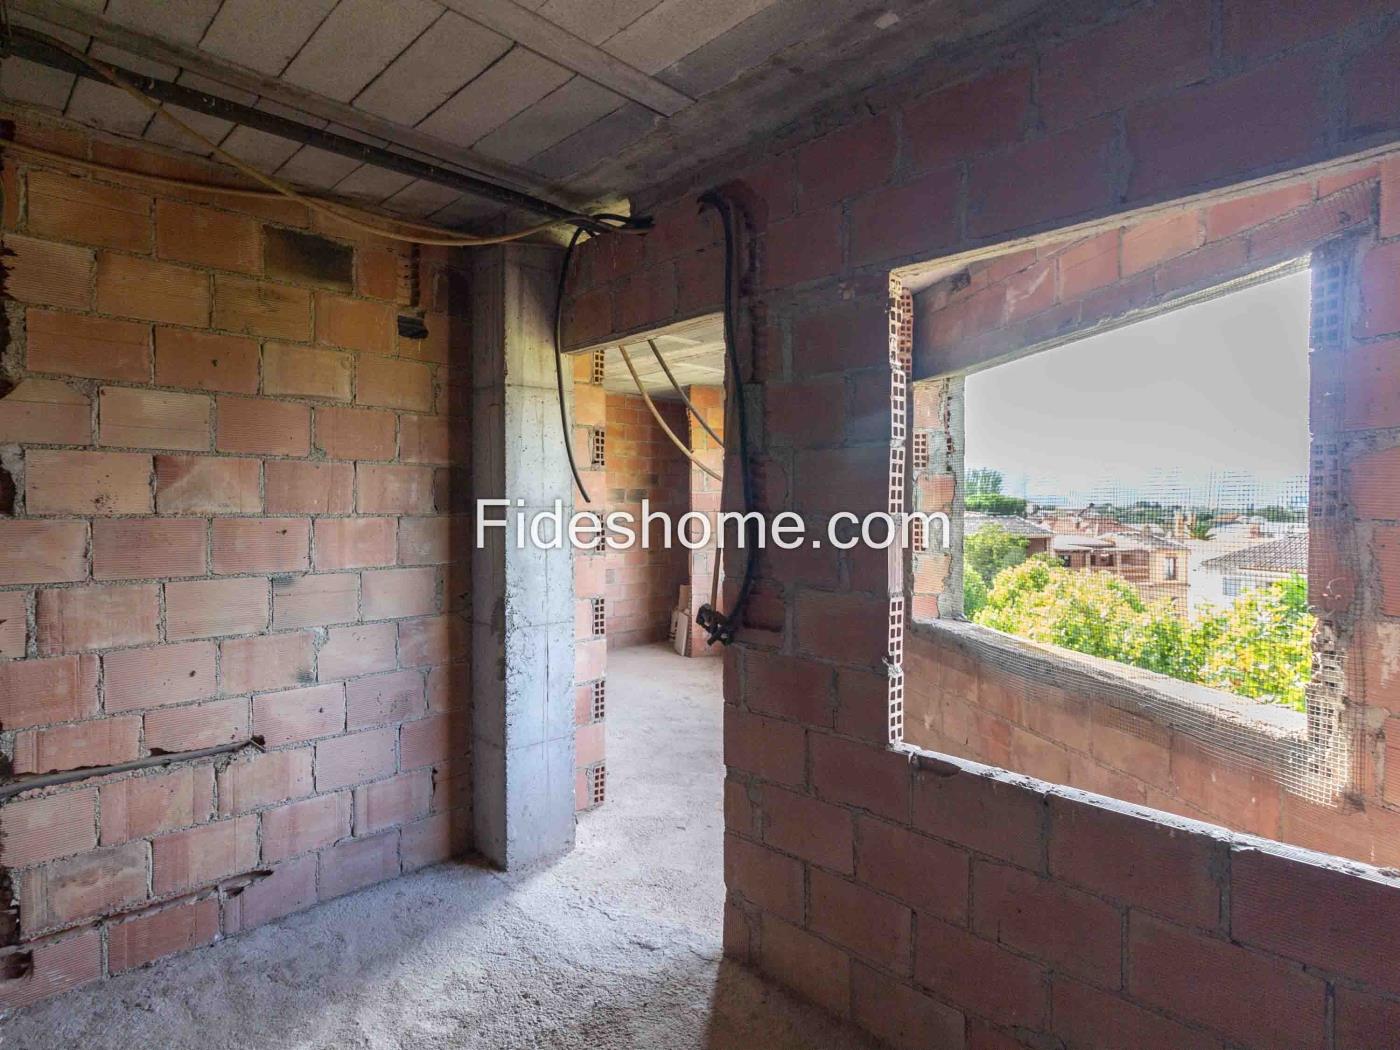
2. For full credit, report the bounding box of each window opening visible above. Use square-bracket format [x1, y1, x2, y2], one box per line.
[958, 269, 1313, 711]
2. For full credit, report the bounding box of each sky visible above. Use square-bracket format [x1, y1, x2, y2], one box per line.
[963, 269, 1312, 508]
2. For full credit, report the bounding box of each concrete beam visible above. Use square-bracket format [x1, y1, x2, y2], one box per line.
[470, 243, 577, 869]
[440, 0, 693, 117]
[11, 0, 578, 206]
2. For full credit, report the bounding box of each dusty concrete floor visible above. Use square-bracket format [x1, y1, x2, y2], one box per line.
[1, 644, 880, 1050]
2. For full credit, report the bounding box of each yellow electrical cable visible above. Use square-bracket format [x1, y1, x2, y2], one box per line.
[709, 521, 723, 609]
[2, 139, 310, 200]
[0, 139, 604, 245]
[617, 344, 721, 481]
[32, 33, 614, 247]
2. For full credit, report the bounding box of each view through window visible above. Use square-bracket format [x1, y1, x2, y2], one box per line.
[961, 269, 1314, 711]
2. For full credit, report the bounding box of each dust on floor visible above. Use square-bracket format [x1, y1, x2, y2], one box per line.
[0, 644, 881, 1050]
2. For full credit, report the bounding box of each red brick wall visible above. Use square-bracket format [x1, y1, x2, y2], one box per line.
[572, 358, 606, 810]
[0, 118, 470, 1006]
[682, 385, 724, 656]
[902, 164, 1400, 868]
[905, 625, 1300, 844]
[601, 392, 689, 649]
[913, 172, 1379, 378]
[567, 377, 695, 808]
[736, 744, 1400, 1050]
[562, 1, 1400, 1044]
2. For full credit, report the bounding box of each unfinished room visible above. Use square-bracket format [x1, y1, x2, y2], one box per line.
[1, 1, 1400, 1048]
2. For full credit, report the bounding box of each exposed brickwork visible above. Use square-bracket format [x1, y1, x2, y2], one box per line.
[2, 0, 1400, 1033]
[599, 392, 690, 649]
[901, 166, 1400, 869]
[0, 119, 471, 1004]
[916, 174, 1379, 378]
[558, 1, 1400, 1043]
[682, 385, 725, 657]
[570, 360, 608, 811]
[565, 379, 701, 808]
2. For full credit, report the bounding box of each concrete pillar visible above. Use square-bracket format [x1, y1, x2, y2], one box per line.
[470, 242, 576, 869]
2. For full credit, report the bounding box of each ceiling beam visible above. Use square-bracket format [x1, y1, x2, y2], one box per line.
[10, 0, 585, 207]
[439, 0, 693, 117]
[8, 27, 608, 226]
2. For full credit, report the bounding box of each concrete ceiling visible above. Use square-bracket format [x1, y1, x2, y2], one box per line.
[599, 314, 725, 398]
[0, 0, 1055, 227]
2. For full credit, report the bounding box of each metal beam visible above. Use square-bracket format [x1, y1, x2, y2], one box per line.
[9, 0, 584, 208]
[440, 0, 694, 117]
[6, 28, 611, 227]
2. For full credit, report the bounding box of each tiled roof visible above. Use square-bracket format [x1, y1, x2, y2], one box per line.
[1199, 535, 1308, 574]
[965, 513, 1052, 538]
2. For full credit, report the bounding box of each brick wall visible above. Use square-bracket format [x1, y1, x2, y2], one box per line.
[905, 623, 1307, 846]
[562, 1, 1400, 1044]
[572, 355, 606, 810]
[682, 385, 725, 656]
[567, 375, 697, 808]
[736, 744, 1400, 1050]
[902, 164, 1400, 869]
[600, 392, 689, 649]
[0, 118, 470, 1007]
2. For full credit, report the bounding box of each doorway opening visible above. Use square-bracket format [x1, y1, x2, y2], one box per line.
[568, 315, 728, 814]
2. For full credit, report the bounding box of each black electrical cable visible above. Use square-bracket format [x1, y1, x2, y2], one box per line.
[696, 190, 758, 645]
[554, 226, 591, 503]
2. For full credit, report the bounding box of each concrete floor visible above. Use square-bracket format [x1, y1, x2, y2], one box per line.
[1, 644, 881, 1050]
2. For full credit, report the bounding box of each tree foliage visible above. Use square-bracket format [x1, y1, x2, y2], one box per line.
[963, 568, 989, 617]
[1256, 504, 1306, 522]
[964, 523, 1028, 588]
[966, 468, 1004, 495]
[1195, 575, 1313, 707]
[970, 556, 1314, 710]
[976, 557, 1148, 665]
[965, 493, 1028, 515]
[1187, 512, 1215, 540]
[1115, 501, 1171, 526]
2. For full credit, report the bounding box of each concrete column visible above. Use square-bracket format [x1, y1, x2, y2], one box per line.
[470, 242, 576, 869]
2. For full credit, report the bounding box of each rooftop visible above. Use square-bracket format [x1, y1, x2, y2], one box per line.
[964, 512, 1052, 538]
[1199, 535, 1309, 575]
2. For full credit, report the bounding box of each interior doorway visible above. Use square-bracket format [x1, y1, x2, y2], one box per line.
[568, 316, 729, 813]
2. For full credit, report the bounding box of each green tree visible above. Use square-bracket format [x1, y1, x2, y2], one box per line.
[1125, 501, 1171, 526]
[963, 568, 989, 617]
[963, 523, 1028, 588]
[970, 560, 1315, 711]
[1132, 605, 1208, 681]
[1187, 512, 1215, 540]
[965, 493, 1028, 515]
[1197, 576, 1314, 709]
[966, 468, 1004, 496]
[975, 556, 1149, 664]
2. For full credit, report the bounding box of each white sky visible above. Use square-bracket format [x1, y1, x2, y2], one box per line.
[964, 270, 1312, 506]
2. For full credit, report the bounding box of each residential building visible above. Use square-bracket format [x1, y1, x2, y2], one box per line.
[1199, 534, 1310, 601]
